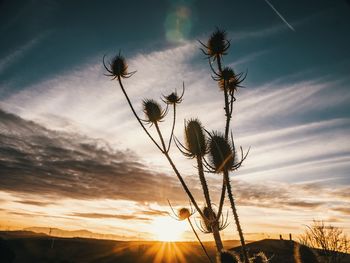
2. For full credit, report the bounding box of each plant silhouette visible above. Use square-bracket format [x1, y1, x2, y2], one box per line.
[199, 28, 250, 263]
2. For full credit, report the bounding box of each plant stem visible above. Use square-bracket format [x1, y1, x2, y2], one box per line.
[117, 76, 163, 152]
[216, 55, 249, 263]
[224, 170, 249, 263]
[216, 55, 227, 220]
[217, 177, 226, 221]
[166, 104, 176, 152]
[163, 152, 206, 219]
[197, 156, 224, 251]
[188, 218, 213, 263]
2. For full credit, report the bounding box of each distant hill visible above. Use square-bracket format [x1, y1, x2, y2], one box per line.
[24, 227, 125, 241]
[231, 239, 350, 263]
[1, 232, 349, 263]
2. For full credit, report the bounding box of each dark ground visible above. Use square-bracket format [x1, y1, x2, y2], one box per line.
[1, 231, 349, 263]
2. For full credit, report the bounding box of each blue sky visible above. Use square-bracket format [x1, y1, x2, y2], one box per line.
[0, 0, 350, 241]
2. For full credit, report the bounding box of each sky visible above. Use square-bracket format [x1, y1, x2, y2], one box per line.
[0, 0, 350, 242]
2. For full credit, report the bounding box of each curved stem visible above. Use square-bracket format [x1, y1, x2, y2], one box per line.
[224, 171, 249, 263]
[167, 104, 176, 152]
[217, 176, 226, 220]
[163, 152, 205, 220]
[154, 122, 166, 151]
[188, 218, 213, 263]
[117, 76, 163, 152]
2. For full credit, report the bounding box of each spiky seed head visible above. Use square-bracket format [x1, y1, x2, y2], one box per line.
[111, 55, 128, 77]
[202, 207, 217, 233]
[178, 208, 191, 220]
[203, 206, 216, 219]
[252, 252, 269, 263]
[184, 119, 207, 158]
[206, 29, 229, 57]
[217, 250, 241, 263]
[221, 67, 235, 81]
[164, 92, 182, 105]
[103, 52, 135, 79]
[208, 132, 235, 173]
[143, 99, 163, 123]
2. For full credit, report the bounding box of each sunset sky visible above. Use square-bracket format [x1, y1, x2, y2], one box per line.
[0, 0, 350, 242]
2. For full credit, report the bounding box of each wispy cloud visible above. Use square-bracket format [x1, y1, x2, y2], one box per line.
[0, 33, 48, 75]
[70, 212, 151, 221]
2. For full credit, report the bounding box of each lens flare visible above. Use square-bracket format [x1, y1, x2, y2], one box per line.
[164, 4, 192, 43]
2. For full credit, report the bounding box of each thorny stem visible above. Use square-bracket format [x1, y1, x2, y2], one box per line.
[197, 156, 224, 252]
[224, 172, 249, 263]
[188, 218, 214, 263]
[223, 85, 231, 140]
[163, 152, 205, 219]
[215, 54, 227, 219]
[217, 177, 226, 223]
[154, 122, 166, 151]
[216, 55, 249, 263]
[117, 76, 163, 152]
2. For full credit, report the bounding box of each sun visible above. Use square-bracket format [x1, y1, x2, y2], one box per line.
[150, 216, 187, 242]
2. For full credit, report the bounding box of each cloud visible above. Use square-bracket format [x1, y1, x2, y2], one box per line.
[139, 208, 169, 217]
[230, 180, 350, 217]
[70, 212, 151, 221]
[0, 108, 196, 203]
[332, 207, 350, 215]
[3, 108, 345, 215]
[16, 200, 53, 206]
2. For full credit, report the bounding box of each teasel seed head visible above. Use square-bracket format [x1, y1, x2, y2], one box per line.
[103, 51, 136, 79]
[200, 28, 230, 59]
[184, 119, 207, 158]
[142, 99, 167, 124]
[178, 208, 191, 221]
[208, 132, 235, 173]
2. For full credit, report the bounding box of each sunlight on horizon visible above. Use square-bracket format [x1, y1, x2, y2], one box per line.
[150, 217, 188, 242]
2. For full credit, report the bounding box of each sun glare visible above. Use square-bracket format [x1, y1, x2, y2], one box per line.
[151, 216, 187, 242]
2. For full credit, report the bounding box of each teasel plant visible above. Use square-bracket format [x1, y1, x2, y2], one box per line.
[103, 50, 214, 251]
[200, 28, 250, 263]
[168, 200, 214, 263]
[104, 27, 251, 262]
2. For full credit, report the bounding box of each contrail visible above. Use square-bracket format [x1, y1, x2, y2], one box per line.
[264, 0, 295, 32]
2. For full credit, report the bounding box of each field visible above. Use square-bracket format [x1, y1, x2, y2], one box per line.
[1, 231, 349, 263]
